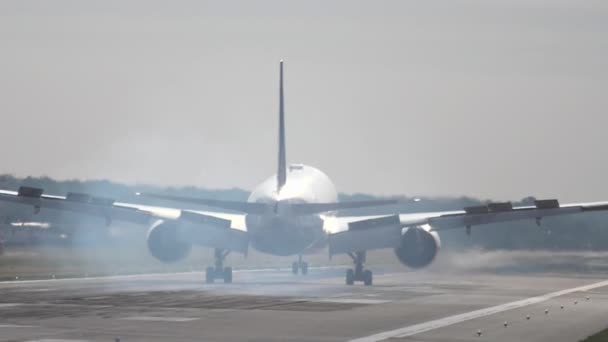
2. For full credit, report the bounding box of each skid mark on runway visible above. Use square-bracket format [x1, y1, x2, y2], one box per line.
[52, 291, 371, 312]
[349, 279, 608, 342]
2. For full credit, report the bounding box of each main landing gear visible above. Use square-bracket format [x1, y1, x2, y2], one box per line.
[205, 248, 232, 284]
[346, 251, 373, 286]
[292, 254, 308, 275]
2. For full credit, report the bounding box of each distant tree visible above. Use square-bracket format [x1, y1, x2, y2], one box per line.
[1, 174, 607, 251]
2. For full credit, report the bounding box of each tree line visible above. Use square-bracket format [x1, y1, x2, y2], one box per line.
[1, 174, 608, 251]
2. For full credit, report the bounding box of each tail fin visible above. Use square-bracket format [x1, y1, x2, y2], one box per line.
[277, 60, 287, 192]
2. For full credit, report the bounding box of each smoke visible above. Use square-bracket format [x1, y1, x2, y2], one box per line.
[428, 249, 608, 275]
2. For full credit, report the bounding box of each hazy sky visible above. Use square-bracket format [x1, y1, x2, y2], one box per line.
[1, 1, 607, 201]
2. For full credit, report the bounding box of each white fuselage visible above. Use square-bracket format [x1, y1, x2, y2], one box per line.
[245, 164, 337, 256]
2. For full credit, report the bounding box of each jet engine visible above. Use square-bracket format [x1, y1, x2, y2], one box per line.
[146, 220, 192, 263]
[394, 226, 441, 269]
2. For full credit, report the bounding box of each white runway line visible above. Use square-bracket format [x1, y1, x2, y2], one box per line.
[313, 298, 391, 304]
[26, 340, 90, 342]
[349, 279, 608, 342]
[122, 316, 199, 322]
[0, 324, 37, 328]
[0, 265, 344, 285]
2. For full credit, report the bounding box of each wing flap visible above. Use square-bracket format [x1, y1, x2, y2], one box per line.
[424, 199, 608, 231]
[136, 193, 269, 215]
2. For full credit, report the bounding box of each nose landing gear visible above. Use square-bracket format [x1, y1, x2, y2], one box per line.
[205, 248, 232, 283]
[346, 251, 373, 286]
[292, 254, 308, 275]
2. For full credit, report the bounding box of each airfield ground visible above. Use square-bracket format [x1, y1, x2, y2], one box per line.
[1, 248, 608, 341]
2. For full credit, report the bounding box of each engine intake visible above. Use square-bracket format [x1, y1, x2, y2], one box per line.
[147, 220, 192, 263]
[394, 226, 440, 269]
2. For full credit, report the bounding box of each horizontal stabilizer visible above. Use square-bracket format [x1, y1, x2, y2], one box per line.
[291, 200, 398, 216]
[139, 193, 398, 216]
[348, 215, 400, 231]
[137, 193, 269, 215]
[179, 210, 232, 228]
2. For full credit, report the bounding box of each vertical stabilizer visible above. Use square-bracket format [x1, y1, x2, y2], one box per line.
[277, 60, 287, 193]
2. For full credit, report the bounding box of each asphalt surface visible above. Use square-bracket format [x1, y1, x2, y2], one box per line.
[0, 267, 607, 342]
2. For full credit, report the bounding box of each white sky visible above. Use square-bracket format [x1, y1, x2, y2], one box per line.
[0, 0, 607, 201]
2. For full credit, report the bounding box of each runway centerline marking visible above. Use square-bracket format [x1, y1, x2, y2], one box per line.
[0, 265, 344, 285]
[349, 279, 608, 342]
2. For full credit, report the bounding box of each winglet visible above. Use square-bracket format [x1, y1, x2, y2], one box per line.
[277, 60, 287, 193]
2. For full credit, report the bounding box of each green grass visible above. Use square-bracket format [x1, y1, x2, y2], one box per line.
[581, 327, 608, 342]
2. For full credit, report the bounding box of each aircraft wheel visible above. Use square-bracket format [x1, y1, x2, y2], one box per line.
[223, 267, 233, 283]
[346, 269, 354, 285]
[301, 262, 308, 275]
[292, 262, 299, 274]
[363, 270, 373, 286]
[205, 266, 214, 284]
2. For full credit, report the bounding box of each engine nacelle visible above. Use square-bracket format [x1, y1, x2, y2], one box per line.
[394, 226, 441, 269]
[146, 220, 192, 263]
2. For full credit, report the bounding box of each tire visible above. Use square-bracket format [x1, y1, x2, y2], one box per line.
[301, 262, 308, 275]
[292, 262, 299, 275]
[223, 267, 233, 283]
[205, 266, 214, 283]
[363, 270, 373, 286]
[346, 269, 354, 285]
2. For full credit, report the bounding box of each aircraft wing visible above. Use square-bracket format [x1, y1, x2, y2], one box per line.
[0, 187, 248, 253]
[138, 192, 399, 216]
[0, 188, 154, 225]
[325, 199, 608, 255]
[0, 187, 245, 226]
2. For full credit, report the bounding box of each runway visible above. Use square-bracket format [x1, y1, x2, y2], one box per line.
[0, 267, 607, 342]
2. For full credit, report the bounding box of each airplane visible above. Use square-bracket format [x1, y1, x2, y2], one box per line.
[1, 60, 608, 285]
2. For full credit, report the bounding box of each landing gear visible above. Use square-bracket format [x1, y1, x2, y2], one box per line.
[205, 248, 232, 283]
[346, 251, 373, 286]
[292, 255, 308, 275]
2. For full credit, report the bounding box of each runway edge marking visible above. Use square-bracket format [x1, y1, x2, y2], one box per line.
[349, 279, 608, 342]
[0, 265, 343, 285]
